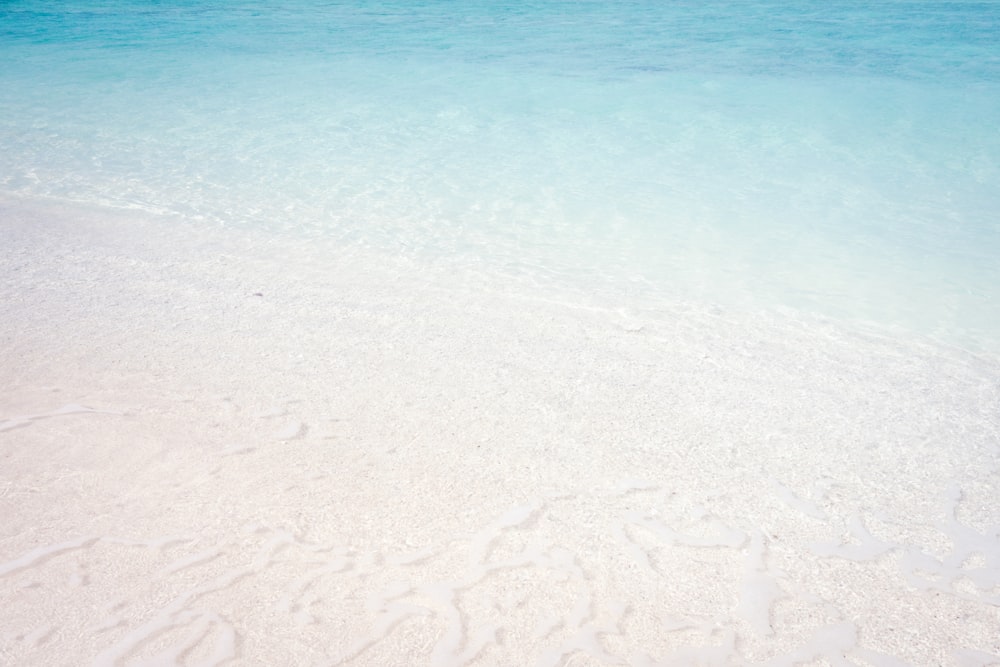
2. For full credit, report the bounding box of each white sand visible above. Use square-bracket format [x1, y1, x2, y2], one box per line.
[1, 195, 999, 666]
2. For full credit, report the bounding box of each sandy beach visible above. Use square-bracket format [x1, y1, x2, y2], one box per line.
[2, 195, 999, 666]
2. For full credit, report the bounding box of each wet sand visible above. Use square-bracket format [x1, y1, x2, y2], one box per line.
[2, 196, 999, 666]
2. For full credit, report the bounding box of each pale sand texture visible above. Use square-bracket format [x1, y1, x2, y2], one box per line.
[2, 196, 999, 666]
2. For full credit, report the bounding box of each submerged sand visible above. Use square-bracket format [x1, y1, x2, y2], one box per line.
[1, 196, 998, 666]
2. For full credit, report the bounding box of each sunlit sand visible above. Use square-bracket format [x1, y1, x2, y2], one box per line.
[2, 197, 998, 665]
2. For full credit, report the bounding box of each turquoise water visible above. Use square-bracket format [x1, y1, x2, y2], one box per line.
[2, 1, 999, 347]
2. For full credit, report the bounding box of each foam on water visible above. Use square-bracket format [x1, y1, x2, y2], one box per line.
[1, 0, 999, 348]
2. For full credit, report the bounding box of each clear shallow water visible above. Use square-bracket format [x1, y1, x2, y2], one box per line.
[2, 1, 999, 348]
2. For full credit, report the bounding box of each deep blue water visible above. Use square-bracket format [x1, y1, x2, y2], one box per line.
[2, 1, 999, 347]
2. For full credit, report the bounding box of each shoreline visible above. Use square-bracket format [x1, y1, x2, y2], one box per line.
[2, 195, 999, 665]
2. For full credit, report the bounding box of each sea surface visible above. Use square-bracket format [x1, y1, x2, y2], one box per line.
[2, 0, 999, 349]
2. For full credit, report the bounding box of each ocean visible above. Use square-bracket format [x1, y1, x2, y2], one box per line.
[2, 1, 999, 349]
